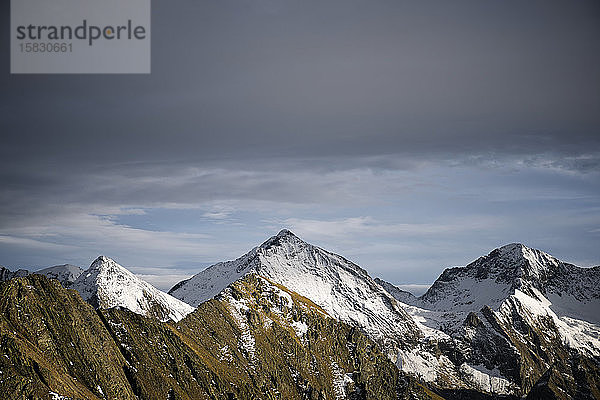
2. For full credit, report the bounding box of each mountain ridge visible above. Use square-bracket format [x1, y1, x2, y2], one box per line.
[36, 264, 83, 287]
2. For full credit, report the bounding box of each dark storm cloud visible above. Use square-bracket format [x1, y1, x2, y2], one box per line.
[1, 0, 599, 170]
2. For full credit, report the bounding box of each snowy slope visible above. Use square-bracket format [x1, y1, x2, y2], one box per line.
[72, 256, 194, 322]
[363, 243, 600, 395]
[36, 264, 83, 287]
[170, 230, 423, 354]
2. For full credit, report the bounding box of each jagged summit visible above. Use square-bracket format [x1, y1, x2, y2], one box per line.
[256, 229, 303, 251]
[72, 256, 194, 322]
[93, 255, 110, 264]
[88, 255, 125, 274]
[497, 242, 525, 253]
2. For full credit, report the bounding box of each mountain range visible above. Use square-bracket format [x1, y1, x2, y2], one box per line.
[0, 230, 598, 399]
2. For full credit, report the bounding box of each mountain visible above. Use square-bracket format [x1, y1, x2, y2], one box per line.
[0, 266, 29, 282]
[169, 230, 423, 357]
[0, 273, 441, 400]
[36, 264, 83, 287]
[412, 243, 600, 347]
[170, 234, 600, 398]
[386, 243, 600, 398]
[71, 256, 194, 322]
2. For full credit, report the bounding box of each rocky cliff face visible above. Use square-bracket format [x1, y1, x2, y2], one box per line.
[0, 274, 442, 400]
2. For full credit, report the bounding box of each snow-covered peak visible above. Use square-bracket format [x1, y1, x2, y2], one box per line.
[419, 244, 599, 328]
[423, 243, 567, 304]
[36, 264, 83, 287]
[260, 228, 311, 250]
[169, 230, 422, 355]
[274, 228, 296, 240]
[87, 256, 126, 276]
[72, 256, 194, 322]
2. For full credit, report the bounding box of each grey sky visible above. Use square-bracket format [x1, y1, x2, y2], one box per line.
[1, 0, 599, 291]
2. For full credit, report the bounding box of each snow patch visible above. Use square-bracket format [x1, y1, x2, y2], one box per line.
[291, 320, 308, 338]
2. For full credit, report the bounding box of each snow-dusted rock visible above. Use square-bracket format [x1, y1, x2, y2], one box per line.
[388, 243, 600, 395]
[415, 243, 599, 339]
[374, 277, 418, 305]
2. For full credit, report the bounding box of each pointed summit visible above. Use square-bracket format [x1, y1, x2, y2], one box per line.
[89, 255, 127, 274]
[480, 243, 564, 285]
[72, 256, 194, 322]
[422, 243, 561, 306]
[496, 242, 525, 255]
[91, 255, 111, 265]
